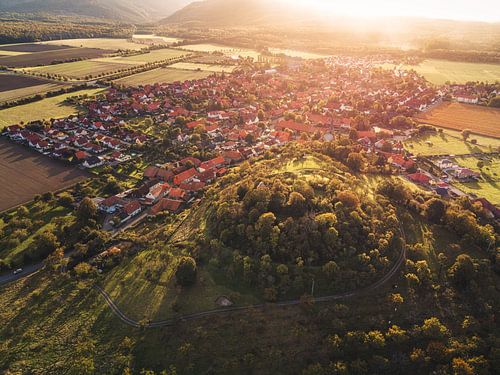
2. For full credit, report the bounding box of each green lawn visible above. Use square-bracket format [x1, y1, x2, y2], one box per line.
[380, 59, 500, 85]
[441, 128, 500, 150]
[0, 88, 104, 126]
[404, 132, 489, 156]
[454, 181, 500, 205]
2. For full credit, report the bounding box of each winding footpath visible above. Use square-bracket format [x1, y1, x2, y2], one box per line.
[96, 234, 407, 329]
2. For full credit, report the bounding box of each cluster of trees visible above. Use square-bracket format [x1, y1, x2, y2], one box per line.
[201, 146, 403, 298]
[0, 15, 134, 44]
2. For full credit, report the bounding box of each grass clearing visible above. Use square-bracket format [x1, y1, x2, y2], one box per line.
[0, 88, 104, 126]
[25, 60, 133, 80]
[454, 180, 500, 205]
[380, 59, 500, 85]
[113, 67, 212, 86]
[404, 132, 489, 156]
[0, 83, 68, 103]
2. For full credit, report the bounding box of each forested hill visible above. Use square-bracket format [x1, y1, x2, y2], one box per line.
[0, 0, 193, 22]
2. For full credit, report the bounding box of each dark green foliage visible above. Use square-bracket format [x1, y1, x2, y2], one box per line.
[175, 257, 197, 286]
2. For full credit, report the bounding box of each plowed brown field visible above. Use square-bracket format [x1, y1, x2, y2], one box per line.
[0, 139, 89, 212]
[415, 102, 500, 138]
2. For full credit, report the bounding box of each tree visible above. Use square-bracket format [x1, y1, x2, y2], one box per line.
[74, 262, 94, 278]
[424, 198, 446, 224]
[346, 152, 364, 172]
[477, 160, 485, 170]
[57, 192, 75, 208]
[336, 191, 359, 208]
[448, 254, 475, 289]
[452, 358, 474, 375]
[77, 197, 97, 224]
[32, 230, 60, 260]
[488, 95, 500, 108]
[461, 129, 471, 141]
[287, 192, 307, 217]
[421, 317, 449, 340]
[322, 261, 339, 278]
[175, 257, 197, 287]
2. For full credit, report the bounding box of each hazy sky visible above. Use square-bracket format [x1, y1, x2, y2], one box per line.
[296, 0, 500, 22]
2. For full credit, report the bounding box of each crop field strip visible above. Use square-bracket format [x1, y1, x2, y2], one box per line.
[113, 67, 213, 86]
[40, 38, 146, 51]
[415, 102, 500, 138]
[168, 62, 236, 72]
[0, 83, 69, 103]
[0, 139, 89, 212]
[0, 43, 72, 53]
[0, 73, 58, 92]
[0, 87, 104, 126]
[22, 49, 191, 80]
[0, 47, 114, 68]
[176, 43, 261, 59]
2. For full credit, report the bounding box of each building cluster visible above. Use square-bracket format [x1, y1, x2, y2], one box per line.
[2, 116, 150, 168]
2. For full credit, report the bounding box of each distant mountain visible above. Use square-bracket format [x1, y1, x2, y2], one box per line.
[0, 0, 194, 22]
[162, 0, 317, 26]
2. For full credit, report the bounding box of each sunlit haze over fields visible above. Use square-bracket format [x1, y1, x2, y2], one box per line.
[288, 0, 500, 22]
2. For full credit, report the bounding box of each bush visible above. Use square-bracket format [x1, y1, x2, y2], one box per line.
[175, 257, 197, 287]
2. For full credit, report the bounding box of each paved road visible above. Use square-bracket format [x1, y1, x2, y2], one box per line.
[0, 263, 43, 286]
[96, 230, 407, 329]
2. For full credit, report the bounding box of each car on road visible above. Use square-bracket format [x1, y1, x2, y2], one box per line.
[13, 268, 23, 275]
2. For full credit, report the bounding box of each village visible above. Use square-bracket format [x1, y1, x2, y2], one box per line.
[1, 56, 498, 230]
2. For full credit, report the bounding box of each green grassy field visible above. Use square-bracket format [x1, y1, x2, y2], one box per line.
[100, 49, 189, 64]
[441, 128, 500, 150]
[0, 88, 104, 126]
[380, 59, 500, 85]
[168, 62, 235, 73]
[113, 67, 212, 86]
[176, 44, 261, 59]
[404, 132, 489, 156]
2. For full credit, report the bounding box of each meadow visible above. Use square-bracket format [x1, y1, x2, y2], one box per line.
[381, 59, 500, 85]
[113, 67, 212, 86]
[0, 88, 104, 126]
[415, 101, 500, 138]
[404, 131, 489, 156]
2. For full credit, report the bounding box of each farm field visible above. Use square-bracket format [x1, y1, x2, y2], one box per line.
[0, 73, 59, 92]
[0, 83, 68, 103]
[168, 62, 235, 72]
[0, 88, 104, 126]
[0, 138, 89, 212]
[269, 48, 329, 59]
[24, 60, 134, 80]
[380, 59, 500, 85]
[0, 43, 71, 53]
[0, 47, 113, 68]
[415, 101, 500, 138]
[113, 67, 212, 86]
[176, 43, 261, 59]
[404, 131, 489, 156]
[41, 38, 144, 51]
[25, 49, 192, 80]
